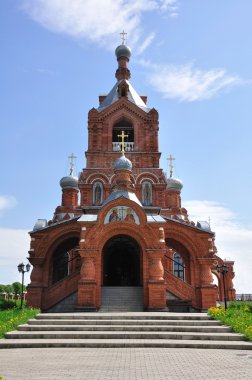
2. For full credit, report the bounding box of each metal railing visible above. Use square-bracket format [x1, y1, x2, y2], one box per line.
[236, 294, 252, 301]
[112, 142, 134, 152]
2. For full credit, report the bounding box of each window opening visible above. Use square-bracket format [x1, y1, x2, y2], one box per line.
[142, 181, 152, 206]
[173, 252, 184, 281]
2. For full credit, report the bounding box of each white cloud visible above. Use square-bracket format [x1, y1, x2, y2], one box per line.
[183, 200, 252, 293]
[21, 0, 178, 52]
[0, 195, 17, 215]
[136, 32, 156, 55]
[140, 61, 243, 101]
[159, 0, 178, 16]
[0, 229, 31, 285]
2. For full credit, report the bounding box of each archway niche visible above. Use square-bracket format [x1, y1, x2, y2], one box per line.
[51, 237, 80, 284]
[212, 272, 221, 301]
[165, 238, 191, 284]
[102, 235, 141, 286]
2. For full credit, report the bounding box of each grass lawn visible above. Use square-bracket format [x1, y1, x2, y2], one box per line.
[0, 305, 39, 339]
[208, 301, 252, 341]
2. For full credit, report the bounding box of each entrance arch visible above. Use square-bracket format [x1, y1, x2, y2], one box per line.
[102, 235, 141, 286]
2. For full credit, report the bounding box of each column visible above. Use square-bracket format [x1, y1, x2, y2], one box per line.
[225, 261, 236, 301]
[77, 250, 97, 310]
[147, 249, 167, 310]
[197, 258, 217, 310]
[26, 256, 45, 308]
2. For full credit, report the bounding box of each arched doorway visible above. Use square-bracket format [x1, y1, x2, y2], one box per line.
[102, 235, 141, 286]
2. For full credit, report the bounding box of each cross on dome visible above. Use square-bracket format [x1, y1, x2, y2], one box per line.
[167, 154, 175, 178]
[68, 153, 77, 175]
[120, 30, 127, 45]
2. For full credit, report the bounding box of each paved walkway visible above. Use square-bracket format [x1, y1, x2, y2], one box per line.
[0, 347, 252, 379]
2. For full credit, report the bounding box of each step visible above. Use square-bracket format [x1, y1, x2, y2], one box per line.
[27, 318, 221, 326]
[0, 339, 251, 350]
[18, 324, 232, 333]
[37, 313, 213, 320]
[4, 330, 244, 341]
[2, 312, 251, 350]
[100, 287, 144, 312]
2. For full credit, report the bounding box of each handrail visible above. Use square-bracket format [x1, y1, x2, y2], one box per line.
[54, 251, 80, 271]
[52, 251, 80, 286]
[43, 270, 80, 310]
[163, 268, 193, 288]
[163, 255, 193, 288]
[164, 254, 186, 271]
[164, 270, 195, 302]
[48, 268, 80, 290]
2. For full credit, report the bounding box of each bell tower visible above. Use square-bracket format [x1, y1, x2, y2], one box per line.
[79, 36, 167, 209]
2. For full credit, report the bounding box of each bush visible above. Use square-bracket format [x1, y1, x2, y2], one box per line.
[0, 299, 16, 310]
[0, 307, 40, 338]
[228, 301, 252, 312]
[209, 302, 252, 341]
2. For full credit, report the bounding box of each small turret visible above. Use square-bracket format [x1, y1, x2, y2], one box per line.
[165, 154, 183, 209]
[115, 31, 131, 81]
[59, 153, 79, 209]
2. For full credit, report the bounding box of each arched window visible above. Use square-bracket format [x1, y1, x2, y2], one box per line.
[52, 238, 79, 284]
[173, 252, 184, 281]
[118, 81, 129, 98]
[93, 182, 103, 206]
[142, 181, 152, 206]
[112, 118, 134, 152]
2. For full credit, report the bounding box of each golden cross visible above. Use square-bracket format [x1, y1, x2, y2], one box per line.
[68, 153, 77, 175]
[117, 130, 128, 154]
[167, 154, 175, 178]
[120, 30, 127, 45]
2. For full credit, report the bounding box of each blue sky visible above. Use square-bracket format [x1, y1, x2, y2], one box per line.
[1, 0, 252, 292]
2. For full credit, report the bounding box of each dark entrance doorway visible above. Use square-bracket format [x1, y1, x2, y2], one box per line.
[103, 235, 141, 286]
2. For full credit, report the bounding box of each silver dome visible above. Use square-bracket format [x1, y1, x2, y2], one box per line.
[115, 44, 131, 60]
[60, 175, 79, 190]
[166, 177, 183, 191]
[114, 154, 132, 171]
[33, 219, 48, 231]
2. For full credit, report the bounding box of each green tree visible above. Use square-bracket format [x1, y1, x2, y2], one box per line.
[12, 282, 23, 295]
[0, 284, 7, 293]
[5, 284, 14, 295]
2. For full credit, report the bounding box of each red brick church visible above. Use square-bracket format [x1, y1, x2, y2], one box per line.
[27, 39, 235, 312]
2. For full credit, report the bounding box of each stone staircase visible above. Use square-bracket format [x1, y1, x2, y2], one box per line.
[100, 287, 144, 312]
[1, 312, 252, 349]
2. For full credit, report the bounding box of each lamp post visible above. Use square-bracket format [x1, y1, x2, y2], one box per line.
[17, 262, 31, 309]
[216, 263, 229, 310]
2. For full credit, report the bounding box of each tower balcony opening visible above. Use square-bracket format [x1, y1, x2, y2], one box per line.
[112, 118, 134, 152]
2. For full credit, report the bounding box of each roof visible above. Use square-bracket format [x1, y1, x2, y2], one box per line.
[97, 80, 149, 113]
[30, 216, 80, 234]
[161, 215, 214, 234]
[102, 191, 142, 207]
[147, 214, 166, 223]
[78, 215, 98, 223]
